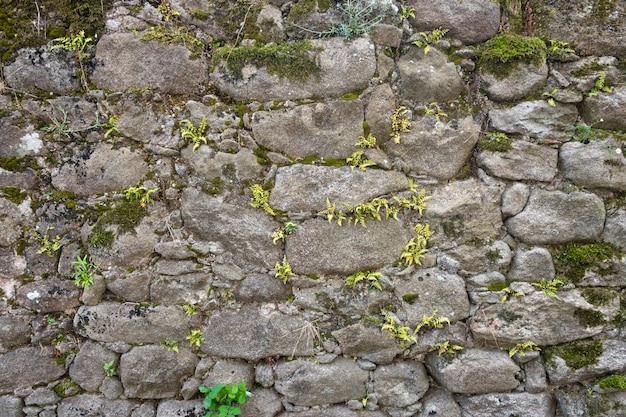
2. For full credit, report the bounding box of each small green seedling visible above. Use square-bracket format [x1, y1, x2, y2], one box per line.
[275, 256, 295, 284]
[103, 115, 120, 138]
[532, 278, 564, 300]
[199, 382, 252, 417]
[71, 254, 98, 289]
[124, 183, 159, 208]
[345, 270, 382, 291]
[34, 226, 62, 257]
[429, 341, 464, 356]
[505, 341, 541, 357]
[400, 237, 428, 267]
[50, 30, 93, 91]
[182, 303, 199, 316]
[347, 150, 376, 171]
[381, 309, 416, 348]
[180, 116, 208, 151]
[356, 133, 377, 149]
[414, 310, 451, 334]
[543, 88, 558, 107]
[186, 329, 205, 347]
[588, 72, 612, 97]
[161, 339, 179, 353]
[547, 39, 575, 59]
[250, 184, 276, 216]
[390, 106, 411, 144]
[500, 287, 525, 304]
[424, 102, 448, 123]
[157, 0, 180, 21]
[271, 222, 298, 244]
[103, 360, 116, 377]
[400, 6, 415, 21]
[412, 27, 449, 54]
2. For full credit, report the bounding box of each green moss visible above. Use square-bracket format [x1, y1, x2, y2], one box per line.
[0, 156, 38, 172]
[203, 177, 224, 195]
[598, 374, 626, 390]
[551, 242, 622, 283]
[88, 200, 147, 248]
[141, 25, 203, 57]
[190, 9, 210, 21]
[571, 60, 608, 77]
[477, 132, 513, 152]
[212, 41, 322, 82]
[581, 288, 618, 306]
[338, 90, 363, 101]
[52, 379, 78, 398]
[544, 339, 603, 370]
[574, 308, 607, 328]
[487, 281, 508, 291]
[2, 187, 27, 204]
[211, 0, 264, 42]
[478, 34, 547, 79]
[402, 293, 419, 304]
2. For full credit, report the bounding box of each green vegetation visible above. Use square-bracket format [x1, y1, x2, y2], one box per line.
[532, 278, 564, 300]
[598, 375, 626, 390]
[478, 131, 513, 152]
[588, 72, 612, 97]
[412, 28, 449, 55]
[414, 310, 451, 333]
[271, 222, 298, 244]
[275, 256, 295, 284]
[429, 341, 463, 356]
[71, 254, 98, 289]
[572, 60, 607, 77]
[381, 309, 416, 348]
[212, 41, 321, 82]
[199, 382, 252, 417]
[124, 183, 159, 208]
[34, 226, 62, 257]
[2, 187, 27, 204]
[180, 116, 208, 152]
[0, 156, 38, 172]
[543, 87, 557, 107]
[88, 199, 148, 248]
[400, 6, 416, 21]
[186, 329, 205, 347]
[499, 286, 525, 304]
[345, 271, 382, 291]
[161, 339, 179, 353]
[478, 34, 547, 78]
[390, 106, 411, 144]
[546, 39, 575, 60]
[141, 25, 203, 57]
[356, 133, 377, 149]
[423, 102, 448, 123]
[249, 184, 276, 216]
[551, 242, 622, 283]
[574, 308, 607, 328]
[581, 288, 618, 306]
[50, 30, 93, 90]
[346, 150, 376, 171]
[505, 341, 540, 357]
[182, 304, 200, 316]
[103, 360, 116, 377]
[544, 339, 603, 370]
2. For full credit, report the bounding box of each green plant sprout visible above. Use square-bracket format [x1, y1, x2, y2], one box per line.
[400, 237, 428, 266]
[124, 183, 159, 208]
[157, 0, 180, 21]
[34, 226, 62, 257]
[424, 102, 448, 123]
[400, 6, 415, 21]
[414, 310, 451, 334]
[597, 375, 626, 391]
[103, 360, 116, 377]
[50, 30, 93, 91]
[412, 27, 449, 54]
[477, 131, 513, 153]
[547, 39, 575, 60]
[505, 341, 540, 357]
[161, 339, 179, 353]
[103, 115, 120, 138]
[43, 106, 112, 138]
[250, 184, 276, 216]
[588, 72, 612, 97]
[542, 88, 558, 107]
[381, 309, 416, 348]
[390, 106, 411, 144]
[429, 341, 464, 356]
[567, 121, 599, 143]
[275, 256, 295, 284]
[186, 329, 205, 347]
[271, 222, 298, 244]
[532, 278, 564, 299]
[500, 286, 525, 304]
[199, 382, 252, 417]
[345, 270, 382, 290]
[180, 116, 208, 151]
[346, 150, 376, 171]
[356, 133, 377, 149]
[71, 254, 98, 289]
[182, 303, 199, 316]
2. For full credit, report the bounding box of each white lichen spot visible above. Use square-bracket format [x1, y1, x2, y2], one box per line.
[26, 290, 41, 300]
[19, 132, 43, 154]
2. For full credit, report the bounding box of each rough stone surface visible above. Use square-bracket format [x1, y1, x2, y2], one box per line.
[397, 48, 465, 103]
[51, 143, 149, 197]
[481, 61, 548, 102]
[16, 278, 81, 313]
[211, 37, 376, 101]
[5, 47, 80, 94]
[0, 315, 31, 352]
[603, 209, 626, 250]
[201, 305, 315, 361]
[0, 347, 66, 394]
[373, 362, 430, 407]
[489, 101, 578, 141]
[471, 288, 620, 346]
[457, 392, 555, 417]
[507, 247, 556, 282]
[332, 324, 403, 365]
[251, 100, 364, 160]
[240, 388, 283, 417]
[425, 348, 520, 394]
[270, 165, 408, 213]
[0, 395, 22, 417]
[505, 189, 606, 244]
[477, 140, 558, 182]
[69, 341, 118, 392]
[120, 345, 197, 399]
[559, 139, 626, 191]
[181, 188, 281, 269]
[407, 0, 500, 44]
[155, 400, 203, 417]
[581, 86, 626, 131]
[233, 272, 291, 303]
[388, 116, 481, 180]
[91, 32, 208, 94]
[501, 182, 530, 218]
[416, 388, 461, 417]
[365, 83, 396, 142]
[274, 358, 368, 406]
[286, 218, 408, 275]
[74, 303, 196, 344]
[182, 148, 264, 181]
[150, 272, 211, 305]
[394, 268, 470, 327]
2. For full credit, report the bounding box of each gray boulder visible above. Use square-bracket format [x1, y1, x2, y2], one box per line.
[406, 0, 500, 44]
[16, 279, 81, 313]
[74, 303, 196, 344]
[211, 37, 375, 101]
[0, 315, 31, 352]
[332, 324, 404, 364]
[394, 268, 470, 328]
[489, 101, 578, 141]
[276, 408, 386, 417]
[471, 288, 620, 346]
[481, 61, 548, 102]
[51, 143, 149, 197]
[507, 247, 556, 282]
[0, 396, 22, 417]
[120, 345, 197, 399]
[285, 218, 408, 275]
[181, 188, 281, 269]
[201, 305, 315, 361]
[457, 392, 555, 417]
[365, 84, 395, 143]
[477, 140, 558, 182]
[150, 272, 211, 305]
[91, 32, 208, 94]
[270, 165, 408, 213]
[559, 139, 626, 191]
[505, 189, 605, 244]
[555, 385, 626, 417]
[603, 208, 626, 250]
[373, 362, 430, 407]
[251, 100, 364, 160]
[0, 198, 32, 247]
[274, 358, 368, 406]
[425, 348, 520, 394]
[416, 388, 461, 417]
[155, 401, 204, 417]
[240, 388, 283, 417]
[181, 148, 264, 181]
[202, 359, 254, 388]
[581, 86, 626, 131]
[501, 183, 530, 218]
[69, 341, 117, 392]
[387, 116, 480, 180]
[397, 48, 464, 103]
[0, 347, 66, 394]
[233, 273, 291, 303]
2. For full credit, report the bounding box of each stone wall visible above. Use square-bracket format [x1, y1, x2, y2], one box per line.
[1, 0, 626, 416]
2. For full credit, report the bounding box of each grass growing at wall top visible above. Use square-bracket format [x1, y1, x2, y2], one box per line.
[478, 34, 547, 79]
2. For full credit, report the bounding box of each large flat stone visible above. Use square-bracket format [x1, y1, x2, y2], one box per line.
[560, 139, 626, 191]
[0, 347, 66, 394]
[489, 101, 578, 141]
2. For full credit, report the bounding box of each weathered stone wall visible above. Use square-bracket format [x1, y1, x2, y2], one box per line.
[1, 0, 626, 416]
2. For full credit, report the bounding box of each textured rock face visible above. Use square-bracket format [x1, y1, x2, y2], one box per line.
[0, 347, 66, 394]
[481, 61, 548, 102]
[489, 101, 578, 141]
[559, 139, 626, 191]
[477, 140, 558, 182]
[581, 86, 626, 131]
[457, 392, 555, 417]
[332, 324, 403, 365]
[373, 362, 430, 407]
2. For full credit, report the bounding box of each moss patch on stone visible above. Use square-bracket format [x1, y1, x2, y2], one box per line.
[88, 199, 147, 248]
[0, 156, 38, 172]
[581, 288, 619, 306]
[477, 131, 513, 152]
[574, 308, 607, 328]
[598, 374, 626, 390]
[478, 34, 547, 79]
[212, 41, 322, 82]
[1, 187, 27, 204]
[550, 242, 622, 284]
[544, 339, 604, 370]
[571, 60, 608, 77]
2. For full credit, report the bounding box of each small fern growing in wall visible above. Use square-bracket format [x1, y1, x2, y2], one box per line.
[381, 309, 416, 348]
[180, 116, 208, 151]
